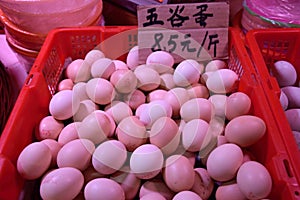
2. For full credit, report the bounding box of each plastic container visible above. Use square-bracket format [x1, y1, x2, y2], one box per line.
[0, 26, 299, 199]
[246, 28, 300, 189]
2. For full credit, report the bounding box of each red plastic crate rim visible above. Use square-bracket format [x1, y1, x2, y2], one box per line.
[0, 26, 299, 199]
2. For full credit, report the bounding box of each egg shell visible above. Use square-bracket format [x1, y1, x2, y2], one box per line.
[139, 179, 175, 200]
[173, 59, 204, 87]
[146, 51, 174, 68]
[41, 139, 62, 167]
[84, 49, 105, 66]
[237, 161, 272, 199]
[160, 73, 176, 90]
[57, 139, 95, 171]
[92, 140, 127, 175]
[116, 116, 147, 151]
[130, 144, 164, 179]
[36, 115, 64, 140]
[225, 92, 251, 120]
[191, 168, 214, 200]
[147, 63, 174, 74]
[292, 131, 300, 149]
[147, 89, 168, 102]
[73, 99, 99, 122]
[206, 143, 243, 182]
[113, 60, 129, 70]
[279, 90, 289, 110]
[272, 60, 297, 87]
[172, 191, 202, 200]
[215, 183, 247, 200]
[285, 109, 300, 131]
[165, 87, 190, 117]
[58, 122, 80, 145]
[78, 110, 114, 144]
[281, 86, 300, 109]
[40, 167, 84, 200]
[58, 78, 74, 91]
[224, 115, 266, 147]
[110, 69, 138, 94]
[126, 46, 139, 70]
[140, 193, 166, 200]
[74, 59, 92, 83]
[84, 178, 125, 200]
[49, 90, 78, 120]
[86, 78, 115, 105]
[149, 117, 179, 152]
[205, 59, 227, 72]
[134, 66, 161, 92]
[180, 98, 214, 122]
[65, 59, 84, 82]
[124, 89, 146, 110]
[163, 155, 195, 192]
[182, 119, 210, 152]
[105, 101, 133, 124]
[110, 166, 141, 200]
[206, 69, 238, 94]
[73, 82, 89, 102]
[17, 142, 52, 180]
[91, 58, 116, 79]
[187, 83, 210, 99]
[209, 94, 227, 118]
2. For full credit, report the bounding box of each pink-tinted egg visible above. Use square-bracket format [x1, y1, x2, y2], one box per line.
[105, 101, 133, 124]
[91, 58, 116, 79]
[163, 155, 195, 192]
[40, 167, 84, 200]
[110, 69, 138, 94]
[209, 94, 227, 118]
[160, 73, 176, 90]
[36, 115, 64, 140]
[165, 87, 189, 117]
[84, 49, 105, 66]
[58, 78, 74, 91]
[224, 115, 266, 147]
[206, 69, 238, 94]
[225, 92, 251, 120]
[113, 60, 129, 70]
[237, 161, 272, 199]
[215, 183, 247, 200]
[65, 59, 84, 82]
[140, 193, 166, 200]
[73, 82, 89, 102]
[84, 178, 125, 200]
[73, 99, 99, 122]
[130, 144, 164, 179]
[86, 78, 115, 105]
[41, 139, 62, 167]
[139, 179, 175, 200]
[17, 142, 52, 180]
[146, 51, 174, 68]
[172, 191, 202, 200]
[281, 86, 300, 109]
[285, 109, 300, 131]
[124, 89, 146, 110]
[191, 168, 214, 200]
[147, 89, 168, 102]
[126, 46, 139, 70]
[272, 60, 297, 87]
[205, 59, 227, 72]
[187, 83, 210, 99]
[206, 143, 243, 182]
[279, 90, 289, 110]
[58, 122, 80, 145]
[92, 140, 127, 175]
[180, 98, 214, 122]
[57, 139, 95, 171]
[134, 66, 161, 92]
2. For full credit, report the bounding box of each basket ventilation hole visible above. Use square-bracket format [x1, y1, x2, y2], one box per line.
[25, 74, 34, 86]
[283, 159, 293, 178]
[295, 191, 300, 196]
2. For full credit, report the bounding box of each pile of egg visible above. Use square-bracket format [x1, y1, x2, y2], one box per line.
[17, 46, 272, 200]
[274, 60, 300, 148]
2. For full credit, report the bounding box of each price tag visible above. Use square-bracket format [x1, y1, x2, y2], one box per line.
[137, 2, 229, 63]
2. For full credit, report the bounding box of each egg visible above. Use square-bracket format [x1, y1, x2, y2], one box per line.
[206, 143, 243, 182]
[237, 161, 272, 199]
[73, 99, 99, 122]
[215, 183, 247, 200]
[134, 66, 161, 92]
[124, 89, 146, 110]
[130, 144, 164, 179]
[225, 92, 251, 120]
[40, 167, 84, 200]
[58, 78, 74, 91]
[73, 82, 89, 102]
[17, 142, 52, 180]
[41, 139, 62, 167]
[36, 115, 64, 140]
[182, 119, 210, 152]
[292, 131, 300, 149]
[110, 69, 137, 94]
[272, 60, 297, 87]
[149, 117, 179, 154]
[165, 87, 190, 117]
[86, 78, 115, 105]
[139, 179, 175, 200]
[205, 59, 227, 72]
[191, 168, 214, 200]
[187, 83, 210, 99]
[146, 50, 174, 68]
[173, 59, 204, 87]
[49, 89, 79, 120]
[147, 63, 174, 75]
[126, 46, 139, 70]
[77, 110, 114, 144]
[279, 90, 289, 110]
[65, 59, 84, 82]
[224, 115, 266, 147]
[172, 191, 202, 200]
[57, 139, 95, 171]
[147, 89, 168, 102]
[113, 60, 129, 70]
[140, 193, 166, 200]
[285, 109, 300, 131]
[163, 155, 195, 192]
[160, 73, 176, 90]
[180, 98, 214, 122]
[116, 116, 147, 151]
[57, 122, 80, 145]
[74, 59, 92, 83]
[281, 86, 300, 108]
[91, 58, 115, 79]
[105, 101, 133, 124]
[209, 94, 227, 118]
[84, 49, 105, 66]
[92, 140, 127, 175]
[206, 69, 238, 94]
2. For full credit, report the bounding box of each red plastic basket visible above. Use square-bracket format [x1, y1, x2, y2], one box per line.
[246, 28, 300, 192]
[0, 26, 299, 199]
